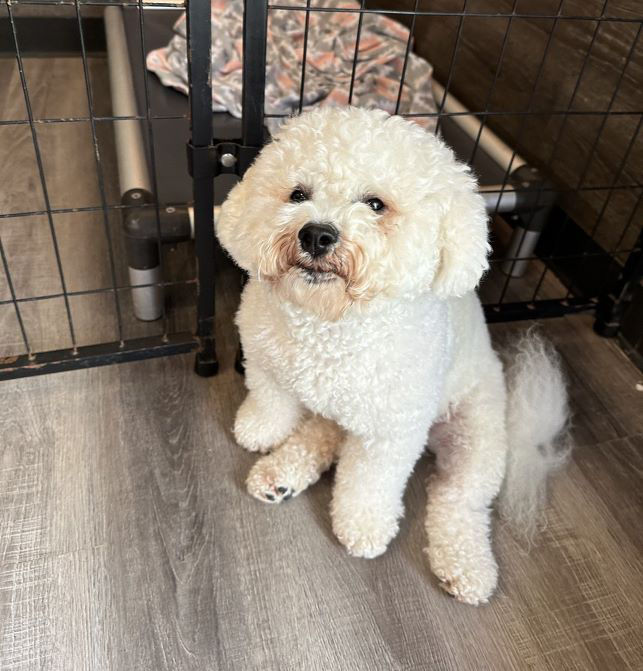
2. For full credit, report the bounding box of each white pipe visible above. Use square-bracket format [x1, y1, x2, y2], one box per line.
[480, 184, 517, 213]
[501, 229, 541, 277]
[432, 81, 526, 174]
[128, 267, 164, 321]
[104, 6, 152, 195]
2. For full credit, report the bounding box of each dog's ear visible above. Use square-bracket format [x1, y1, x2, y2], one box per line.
[216, 174, 255, 273]
[431, 175, 490, 299]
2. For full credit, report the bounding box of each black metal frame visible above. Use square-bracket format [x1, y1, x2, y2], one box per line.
[1, 0, 641, 381]
[242, 0, 641, 334]
[0, 0, 216, 381]
[186, 0, 218, 377]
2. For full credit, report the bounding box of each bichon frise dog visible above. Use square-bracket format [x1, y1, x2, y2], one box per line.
[217, 107, 569, 605]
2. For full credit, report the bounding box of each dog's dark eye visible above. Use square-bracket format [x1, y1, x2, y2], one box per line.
[365, 197, 385, 212]
[289, 188, 308, 203]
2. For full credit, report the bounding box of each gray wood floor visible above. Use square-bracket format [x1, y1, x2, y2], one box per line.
[1, 310, 643, 670]
[1, 55, 643, 671]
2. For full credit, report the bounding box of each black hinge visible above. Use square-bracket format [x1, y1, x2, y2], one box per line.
[187, 141, 260, 179]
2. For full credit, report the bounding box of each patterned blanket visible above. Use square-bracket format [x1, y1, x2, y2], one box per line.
[146, 0, 437, 133]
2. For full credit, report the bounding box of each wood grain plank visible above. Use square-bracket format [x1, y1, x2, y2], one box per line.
[2, 310, 643, 670]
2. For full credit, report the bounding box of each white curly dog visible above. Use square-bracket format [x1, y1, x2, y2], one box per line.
[217, 107, 569, 605]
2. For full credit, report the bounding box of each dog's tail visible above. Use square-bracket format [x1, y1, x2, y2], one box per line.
[498, 328, 571, 542]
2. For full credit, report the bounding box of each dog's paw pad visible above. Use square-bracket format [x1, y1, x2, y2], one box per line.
[255, 483, 295, 504]
[246, 467, 297, 504]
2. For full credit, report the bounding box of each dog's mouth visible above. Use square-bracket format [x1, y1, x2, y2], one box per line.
[295, 263, 338, 284]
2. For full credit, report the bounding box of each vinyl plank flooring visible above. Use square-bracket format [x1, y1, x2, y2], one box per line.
[1, 311, 642, 671]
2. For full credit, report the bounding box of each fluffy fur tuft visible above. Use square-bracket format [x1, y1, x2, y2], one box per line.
[499, 328, 571, 542]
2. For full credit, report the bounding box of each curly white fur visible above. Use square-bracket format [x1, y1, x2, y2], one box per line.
[500, 329, 571, 542]
[216, 107, 569, 605]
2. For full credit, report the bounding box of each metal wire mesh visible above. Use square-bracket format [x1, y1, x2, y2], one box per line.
[262, 0, 641, 320]
[0, 0, 208, 378]
[0, 0, 641, 379]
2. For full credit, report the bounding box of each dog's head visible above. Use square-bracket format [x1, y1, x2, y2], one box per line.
[218, 106, 489, 320]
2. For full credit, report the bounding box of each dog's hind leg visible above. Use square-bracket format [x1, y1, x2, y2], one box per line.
[424, 365, 508, 606]
[246, 415, 344, 503]
[234, 364, 304, 453]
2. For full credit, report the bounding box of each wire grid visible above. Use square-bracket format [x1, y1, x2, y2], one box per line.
[262, 0, 642, 316]
[1, 0, 642, 377]
[0, 0, 200, 372]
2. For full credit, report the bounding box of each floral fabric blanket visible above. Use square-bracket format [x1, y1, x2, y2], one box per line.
[146, 0, 437, 132]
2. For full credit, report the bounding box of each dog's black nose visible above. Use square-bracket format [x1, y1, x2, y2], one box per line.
[298, 223, 338, 257]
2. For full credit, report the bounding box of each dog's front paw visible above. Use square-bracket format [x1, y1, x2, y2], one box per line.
[246, 457, 299, 504]
[426, 543, 498, 606]
[233, 395, 294, 453]
[332, 509, 399, 559]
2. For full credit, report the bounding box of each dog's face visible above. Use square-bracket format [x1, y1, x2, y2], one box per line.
[218, 107, 489, 320]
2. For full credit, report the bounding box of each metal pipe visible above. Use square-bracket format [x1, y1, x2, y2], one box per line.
[501, 228, 541, 277]
[242, 0, 268, 148]
[104, 6, 162, 321]
[480, 185, 517, 213]
[104, 7, 152, 194]
[433, 85, 550, 278]
[432, 81, 527, 174]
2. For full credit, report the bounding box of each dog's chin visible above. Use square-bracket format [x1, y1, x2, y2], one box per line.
[295, 263, 339, 285]
[276, 265, 351, 321]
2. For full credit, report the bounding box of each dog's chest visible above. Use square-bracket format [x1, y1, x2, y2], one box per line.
[239, 283, 451, 432]
[266, 307, 385, 410]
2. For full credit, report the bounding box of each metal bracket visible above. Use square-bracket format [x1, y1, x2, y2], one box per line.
[121, 189, 191, 270]
[187, 141, 260, 180]
[120, 188, 192, 322]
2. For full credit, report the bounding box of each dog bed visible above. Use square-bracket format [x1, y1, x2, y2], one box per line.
[146, 0, 438, 134]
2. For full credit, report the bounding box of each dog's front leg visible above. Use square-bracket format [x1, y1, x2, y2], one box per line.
[246, 414, 345, 503]
[234, 363, 303, 453]
[331, 432, 426, 559]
